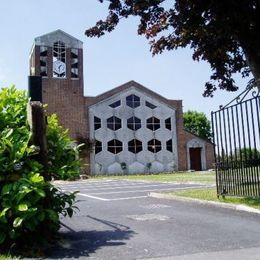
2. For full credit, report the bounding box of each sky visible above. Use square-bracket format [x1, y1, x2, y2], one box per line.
[0, 1, 250, 119]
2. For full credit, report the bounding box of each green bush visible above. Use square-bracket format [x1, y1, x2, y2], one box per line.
[47, 114, 82, 180]
[0, 86, 79, 254]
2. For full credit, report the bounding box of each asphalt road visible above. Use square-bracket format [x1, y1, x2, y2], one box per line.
[47, 180, 260, 259]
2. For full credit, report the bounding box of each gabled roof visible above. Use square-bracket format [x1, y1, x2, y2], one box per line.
[34, 29, 83, 48]
[184, 129, 214, 144]
[87, 80, 182, 109]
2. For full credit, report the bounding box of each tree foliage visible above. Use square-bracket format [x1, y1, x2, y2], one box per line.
[0, 86, 79, 254]
[86, 0, 260, 96]
[183, 110, 212, 140]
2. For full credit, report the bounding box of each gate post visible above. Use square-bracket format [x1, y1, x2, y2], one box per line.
[211, 110, 220, 197]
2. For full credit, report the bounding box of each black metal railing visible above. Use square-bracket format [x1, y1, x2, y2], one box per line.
[211, 82, 260, 197]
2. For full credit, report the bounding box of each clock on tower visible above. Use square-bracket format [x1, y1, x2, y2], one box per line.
[29, 29, 87, 139]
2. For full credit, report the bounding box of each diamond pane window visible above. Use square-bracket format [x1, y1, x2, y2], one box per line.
[107, 116, 121, 131]
[146, 117, 160, 131]
[128, 139, 143, 154]
[165, 118, 172, 130]
[145, 101, 157, 109]
[95, 140, 102, 154]
[126, 94, 140, 108]
[127, 116, 141, 130]
[166, 140, 173, 152]
[107, 139, 123, 154]
[109, 100, 121, 108]
[148, 139, 161, 153]
[94, 116, 101, 130]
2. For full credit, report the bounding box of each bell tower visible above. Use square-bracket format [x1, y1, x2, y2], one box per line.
[29, 30, 87, 139]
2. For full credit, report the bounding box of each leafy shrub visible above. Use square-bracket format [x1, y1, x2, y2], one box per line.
[47, 114, 82, 180]
[0, 86, 79, 253]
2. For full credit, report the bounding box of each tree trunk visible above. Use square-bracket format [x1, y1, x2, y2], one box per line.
[245, 48, 260, 88]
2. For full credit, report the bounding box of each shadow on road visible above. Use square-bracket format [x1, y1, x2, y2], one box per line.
[46, 216, 135, 258]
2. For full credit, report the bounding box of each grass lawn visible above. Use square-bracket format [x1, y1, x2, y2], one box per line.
[170, 188, 260, 210]
[93, 171, 215, 184]
[0, 256, 17, 260]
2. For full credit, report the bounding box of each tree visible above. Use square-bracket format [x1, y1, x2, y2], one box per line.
[86, 0, 260, 97]
[183, 110, 212, 140]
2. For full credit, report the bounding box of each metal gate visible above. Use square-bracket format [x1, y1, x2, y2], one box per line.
[211, 81, 260, 197]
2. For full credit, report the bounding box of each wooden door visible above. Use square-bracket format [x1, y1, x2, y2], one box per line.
[189, 148, 202, 171]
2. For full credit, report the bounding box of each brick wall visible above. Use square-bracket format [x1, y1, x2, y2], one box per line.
[32, 45, 88, 139]
[168, 100, 215, 170]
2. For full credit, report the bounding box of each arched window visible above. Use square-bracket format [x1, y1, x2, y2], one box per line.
[53, 41, 66, 78]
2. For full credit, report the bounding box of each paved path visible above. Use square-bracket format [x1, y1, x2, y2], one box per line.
[47, 180, 260, 260]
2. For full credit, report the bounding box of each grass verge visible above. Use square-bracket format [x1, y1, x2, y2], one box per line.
[0, 256, 18, 260]
[93, 171, 215, 184]
[170, 188, 260, 210]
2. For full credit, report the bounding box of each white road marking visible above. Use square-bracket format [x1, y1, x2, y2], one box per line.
[61, 182, 154, 188]
[107, 196, 148, 201]
[65, 183, 191, 191]
[88, 185, 208, 195]
[78, 193, 109, 201]
[78, 193, 147, 201]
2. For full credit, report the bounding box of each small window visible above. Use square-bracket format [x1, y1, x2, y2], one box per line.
[127, 116, 141, 131]
[145, 101, 157, 109]
[165, 118, 171, 130]
[95, 140, 102, 154]
[126, 94, 140, 108]
[107, 116, 121, 131]
[109, 100, 121, 108]
[128, 139, 142, 154]
[107, 139, 123, 154]
[147, 117, 160, 131]
[166, 140, 173, 152]
[148, 139, 162, 153]
[94, 116, 101, 130]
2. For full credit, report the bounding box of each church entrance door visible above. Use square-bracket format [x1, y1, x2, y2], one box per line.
[189, 148, 202, 171]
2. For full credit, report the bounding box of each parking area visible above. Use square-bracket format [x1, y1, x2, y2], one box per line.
[58, 179, 213, 201]
[50, 179, 260, 260]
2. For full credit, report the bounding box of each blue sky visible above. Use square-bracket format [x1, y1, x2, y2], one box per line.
[0, 1, 250, 118]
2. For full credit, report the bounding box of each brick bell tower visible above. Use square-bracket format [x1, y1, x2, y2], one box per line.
[29, 29, 87, 139]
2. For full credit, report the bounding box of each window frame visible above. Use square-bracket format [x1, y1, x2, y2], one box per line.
[95, 140, 102, 154]
[94, 116, 101, 130]
[146, 117, 161, 131]
[128, 139, 143, 154]
[107, 139, 123, 154]
[145, 101, 157, 109]
[166, 139, 173, 152]
[126, 94, 140, 108]
[165, 118, 172, 131]
[148, 139, 162, 153]
[127, 116, 141, 131]
[107, 116, 122, 131]
[109, 100, 121, 108]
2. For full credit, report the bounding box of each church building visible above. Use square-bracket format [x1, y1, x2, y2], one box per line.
[29, 30, 214, 175]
